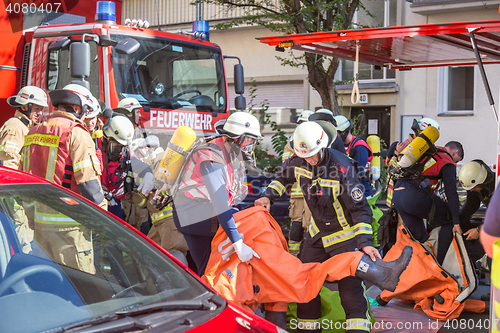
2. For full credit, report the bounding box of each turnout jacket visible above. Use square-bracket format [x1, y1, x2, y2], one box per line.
[0, 110, 34, 169]
[263, 148, 373, 252]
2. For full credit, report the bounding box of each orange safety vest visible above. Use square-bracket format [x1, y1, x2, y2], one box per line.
[202, 206, 365, 313]
[22, 116, 82, 193]
[178, 137, 246, 206]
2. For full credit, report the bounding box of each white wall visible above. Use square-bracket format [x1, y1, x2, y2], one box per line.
[397, 1, 500, 165]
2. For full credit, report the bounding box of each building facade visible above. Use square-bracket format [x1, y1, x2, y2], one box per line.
[123, 0, 500, 165]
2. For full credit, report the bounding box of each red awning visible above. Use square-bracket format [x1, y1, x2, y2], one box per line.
[256, 20, 500, 69]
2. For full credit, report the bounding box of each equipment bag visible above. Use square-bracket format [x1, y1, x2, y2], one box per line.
[378, 225, 485, 320]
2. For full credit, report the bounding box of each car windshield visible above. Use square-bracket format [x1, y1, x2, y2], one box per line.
[111, 34, 227, 113]
[0, 183, 211, 333]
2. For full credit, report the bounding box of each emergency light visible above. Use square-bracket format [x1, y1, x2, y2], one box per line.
[96, 1, 116, 24]
[193, 20, 210, 41]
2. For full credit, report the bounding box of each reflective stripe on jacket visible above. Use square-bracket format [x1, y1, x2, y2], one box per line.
[263, 148, 373, 251]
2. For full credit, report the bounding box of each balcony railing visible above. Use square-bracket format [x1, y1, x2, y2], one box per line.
[123, 0, 281, 28]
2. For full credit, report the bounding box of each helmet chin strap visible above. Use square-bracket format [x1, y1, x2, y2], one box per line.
[64, 105, 86, 120]
[318, 148, 326, 163]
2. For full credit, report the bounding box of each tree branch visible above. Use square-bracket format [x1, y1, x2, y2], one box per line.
[208, 0, 281, 15]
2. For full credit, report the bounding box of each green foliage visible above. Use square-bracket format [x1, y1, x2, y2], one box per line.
[195, 0, 362, 111]
[246, 79, 288, 173]
[351, 111, 366, 138]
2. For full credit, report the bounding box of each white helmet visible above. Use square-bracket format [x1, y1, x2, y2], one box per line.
[309, 109, 335, 123]
[103, 114, 135, 146]
[334, 115, 353, 132]
[49, 84, 95, 114]
[293, 122, 328, 158]
[417, 117, 440, 131]
[86, 96, 101, 119]
[218, 111, 261, 139]
[293, 110, 314, 124]
[459, 160, 488, 190]
[7, 86, 48, 108]
[117, 97, 142, 112]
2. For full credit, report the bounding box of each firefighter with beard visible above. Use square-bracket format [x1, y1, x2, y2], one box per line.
[21, 83, 104, 273]
[0, 86, 48, 169]
[256, 121, 380, 333]
[100, 114, 155, 219]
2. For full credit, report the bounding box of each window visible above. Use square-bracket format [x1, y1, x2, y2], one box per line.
[337, 0, 396, 82]
[46, 41, 100, 98]
[438, 66, 474, 115]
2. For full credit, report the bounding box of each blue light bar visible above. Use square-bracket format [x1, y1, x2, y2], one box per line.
[192, 20, 209, 40]
[96, 1, 116, 23]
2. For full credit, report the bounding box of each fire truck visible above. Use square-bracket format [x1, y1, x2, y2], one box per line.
[0, 0, 243, 142]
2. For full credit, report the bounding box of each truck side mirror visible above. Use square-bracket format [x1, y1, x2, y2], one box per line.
[234, 64, 244, 95]
[235, 95, 246, 111]
[115, 37, 140, 55]
[69, 41, 90, 79]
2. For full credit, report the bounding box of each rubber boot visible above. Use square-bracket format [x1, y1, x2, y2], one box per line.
[265, 310, 287, 329]
[355, 245, 413, 292]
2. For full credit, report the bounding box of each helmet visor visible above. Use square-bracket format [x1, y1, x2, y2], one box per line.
[411, 119, 420, 133]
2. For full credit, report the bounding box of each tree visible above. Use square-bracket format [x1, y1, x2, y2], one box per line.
[200, 0, 363, 114]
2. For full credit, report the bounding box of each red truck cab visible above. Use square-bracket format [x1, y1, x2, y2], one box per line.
[13, 1, 246, 144]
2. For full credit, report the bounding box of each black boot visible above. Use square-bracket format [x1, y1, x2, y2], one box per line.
[355, 246, 413, 292]
[265, 310, 287, 329]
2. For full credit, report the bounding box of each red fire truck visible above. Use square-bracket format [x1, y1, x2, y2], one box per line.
[0, 0, 243, 142]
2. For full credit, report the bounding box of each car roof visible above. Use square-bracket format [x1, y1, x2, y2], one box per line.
[0, 166, 50, 185]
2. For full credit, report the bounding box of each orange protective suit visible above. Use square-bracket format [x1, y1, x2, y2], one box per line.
[380, 225, 484, 320]
[202, 206, 365, 312]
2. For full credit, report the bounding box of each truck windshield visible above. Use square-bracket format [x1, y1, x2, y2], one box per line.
[111, 34, 227, 113]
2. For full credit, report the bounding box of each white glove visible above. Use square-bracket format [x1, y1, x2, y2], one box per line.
[233, 239, 260, 262]
[137, 172, 155, 195]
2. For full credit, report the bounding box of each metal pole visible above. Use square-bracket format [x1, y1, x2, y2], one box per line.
[196, 1, 204, 21]
[468, 28, 498, 122]
[468, 28, 500, 182]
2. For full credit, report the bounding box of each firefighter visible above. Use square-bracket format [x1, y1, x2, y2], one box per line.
[459, 160, 495, 241]
[309, 108, 346, 153]
[21, 83, 104, 274]
[0, 86, 48, 169]
[172, 111, 261, 276]
[113, 97, 145, 138]
[256, 121, 382, 333]
[100, 114, 155, 220]
[390, 118, 463, 265]
[283, 110, 314, 256]
[335, 115, 372, 197]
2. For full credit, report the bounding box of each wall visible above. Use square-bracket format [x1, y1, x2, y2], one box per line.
[399, 1, 500, 165]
